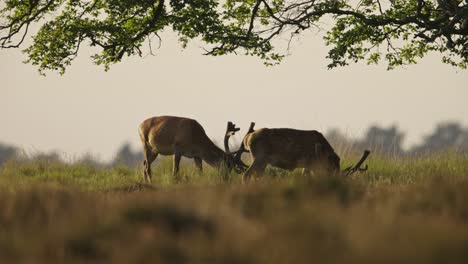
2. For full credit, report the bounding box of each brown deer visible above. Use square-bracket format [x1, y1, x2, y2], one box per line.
[138, 116, 246, 183]
[235, 123, 370, 182]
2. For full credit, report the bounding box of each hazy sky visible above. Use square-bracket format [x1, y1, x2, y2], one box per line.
[1, 32, 467, 161]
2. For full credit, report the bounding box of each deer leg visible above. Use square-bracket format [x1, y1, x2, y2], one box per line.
[194, 157, 203, 173]
[173, 152, 182, 177]
[143, 152, 158, 183]
[242, 159, 267, 184]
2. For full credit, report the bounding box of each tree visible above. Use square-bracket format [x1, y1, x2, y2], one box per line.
[411, 122, 468, 153]
[0, 142, 18, 165]
[112, 142, 143, 167]
[359, 125, 405, 155]
[326, 125, 405, 156]
[1, 0, 467, 74]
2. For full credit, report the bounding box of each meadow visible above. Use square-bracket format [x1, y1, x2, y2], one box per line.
[1, 152, 468, 263]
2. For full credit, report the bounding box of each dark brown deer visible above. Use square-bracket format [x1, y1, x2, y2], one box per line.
[237, 123, 370, 182]
[138, 116, 245, 183]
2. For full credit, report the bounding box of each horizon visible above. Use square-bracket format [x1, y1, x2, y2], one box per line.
[2, 32, 467, 162]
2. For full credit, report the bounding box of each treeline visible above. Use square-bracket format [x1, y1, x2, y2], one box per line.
[326, 122, 468, 156]
[1, 122, 468, 167]
[0, 142, 143, 168]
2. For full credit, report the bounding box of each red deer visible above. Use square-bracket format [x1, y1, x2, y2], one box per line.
[138, 116, 245, 183]
[236, 123, 370, 182]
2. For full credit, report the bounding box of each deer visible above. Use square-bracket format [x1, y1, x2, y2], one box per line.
[229, 122, 370, 183]
[138, 116, 247, 183]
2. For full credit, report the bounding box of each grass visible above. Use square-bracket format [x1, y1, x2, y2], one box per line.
[1, 153, 468, 263]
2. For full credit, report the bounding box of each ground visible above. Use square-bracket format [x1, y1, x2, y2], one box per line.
[0, 153, 468, 263]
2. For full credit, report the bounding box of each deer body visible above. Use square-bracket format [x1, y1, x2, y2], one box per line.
[139, 116, 235, 182]
[242, 128, 341, 181]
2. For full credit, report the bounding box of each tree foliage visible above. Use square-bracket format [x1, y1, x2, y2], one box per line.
[1, 0, 467, 74]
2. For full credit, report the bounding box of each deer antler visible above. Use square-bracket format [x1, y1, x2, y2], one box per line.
[344, 150, 371, 176]
[224, 121, 241, 153]
[223, 121, 249, 172]
[234, 122, 255, 155]
[246, 122, 255, 134]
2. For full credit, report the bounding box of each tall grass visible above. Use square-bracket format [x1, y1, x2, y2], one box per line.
[0, 153, 468, 263]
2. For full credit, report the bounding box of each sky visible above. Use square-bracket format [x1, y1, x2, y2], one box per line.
[1, 32, 467, 162]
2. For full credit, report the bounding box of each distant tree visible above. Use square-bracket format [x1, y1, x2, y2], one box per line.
[112, 142, 143, 167]
[326, 128, 358, 153]
[32, 151, 63, 163]
[359, 125, 405, 155]
[76, 152, 102, 166]
[327, 125, 405, 156]
[1, 0, 467, 74]
[411, 122, 468, 153]
[0, 142, 18, 165]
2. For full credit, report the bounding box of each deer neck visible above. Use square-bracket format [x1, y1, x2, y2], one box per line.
[200, 141, 226, 167]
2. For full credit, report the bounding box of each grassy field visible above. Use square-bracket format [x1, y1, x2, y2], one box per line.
[1, 153, 468, 263]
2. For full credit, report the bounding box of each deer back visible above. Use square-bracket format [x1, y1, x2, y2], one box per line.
[139, 116, 220, 158]
[244, 128, 339, 170]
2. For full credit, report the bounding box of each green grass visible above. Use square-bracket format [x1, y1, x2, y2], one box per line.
[2, 152, 468, 190]
[1, 153, 468, 263]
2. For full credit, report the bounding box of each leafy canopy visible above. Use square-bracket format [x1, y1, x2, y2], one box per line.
[1, 0, 467, 74]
